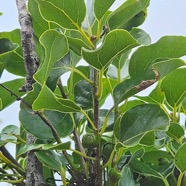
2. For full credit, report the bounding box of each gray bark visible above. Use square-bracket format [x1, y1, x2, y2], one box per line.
[16, 0, 38, 92]
[16, 0, 45, 185]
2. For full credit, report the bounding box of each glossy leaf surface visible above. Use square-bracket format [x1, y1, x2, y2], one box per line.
[114, 104, 169, 146]
[82, 29, 138, 70]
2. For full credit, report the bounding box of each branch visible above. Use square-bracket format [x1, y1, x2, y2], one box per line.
[16, 0, 38, 92]
[0, 146, 25, 177]
[8, 2, 43, 184]
[0, 83, 61, 144]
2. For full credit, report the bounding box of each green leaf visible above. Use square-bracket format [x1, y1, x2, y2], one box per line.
[139, 131, 155, 146]
[19, 107, 74, 140]
[94, 0, 115, 20]
[74, 80, 93, 110]
[119, 166, 139, 186]
[33, 84, 81, 112]
[114, 104, 169, 146]
[1, 125, 19, 142]
[121, 10, 147, 31]
[0, 29, 25, 76]
[34, 29, 68, 85]
[46, 53, 70, 91]
[129, 36, 186, 80]
[175, 143, 186, 173]
[136, 83, 165, 105]
[67, 35, 90, 56]
[0, 78, 25, 110]
[166, 123, 184, 141]
[37, 0, 86, 29]
[161, 68, 186, 107]
[36, 150, 68, 171]
[130, 28, 151, 45]
[0, 99, 2, 109]
[28, 0, 49, 37]
[129, 159, 174, 179]
[0, 38, 17, 54]
[152, 58, 185, 79]
[82, 29, 138, 70]
[119, 99, 144, 113]
[17, 142, 70, 157]
[107, 0, 149, 30]
[142, 151, 172, 165]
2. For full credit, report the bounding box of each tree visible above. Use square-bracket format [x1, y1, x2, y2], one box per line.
[0, 0, 186, 185]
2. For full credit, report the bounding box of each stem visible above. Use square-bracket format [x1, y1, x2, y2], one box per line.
[69, 149, 96, 161]
[0, 152, 25, 176]
[162, 178, 169, 186]
[0, 146, 25, 176]
[173, 104, 177, 122]
[178, 172, 184, 186]
[0, 168, 25, 186]
[37, 112, 61, 144]
[96, 68, 104, 97]
[81, 110, 97, 131]
[64, 67, 93, 84]
[57, 78, 67, 99]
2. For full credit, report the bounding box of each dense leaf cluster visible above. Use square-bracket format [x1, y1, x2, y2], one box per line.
[0, 0, 186, 185]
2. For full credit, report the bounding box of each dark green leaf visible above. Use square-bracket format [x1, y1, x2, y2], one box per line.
[94, 0, 115, 20]
[1, 125, 19, 141]
[129, 36, 186, 80]
[28, 0, 49, 37]
[139, 131, 155, 146]
[130, 28, 151, 45]
[142, 151, 172, 165]
[119, 166, 139, 186]
[0, 78, 25, 110]
[74, 80, 93, 110]
[19, 107, 74, 140]
[33, 84, 81, 112]
[17, 142, 70, 157]
[161, 68, 186, 107]
[152, 58, 185, 79]
[175, 143, 186, 173]
[37, 0, 86, 29]
[34, 30, 68, 85]
[82, 29, 138, 70]
[36, 150, 68, 171]
[121, 10, 147, 31]
[108, 0, 149, 30]
[129, 159, 174, 179]
[166, 123, 184, 141]
[114, 104, 169, 146]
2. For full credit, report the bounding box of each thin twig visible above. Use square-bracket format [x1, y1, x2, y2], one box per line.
[0, 146, 25, 177]
[0, 83, 61, 144]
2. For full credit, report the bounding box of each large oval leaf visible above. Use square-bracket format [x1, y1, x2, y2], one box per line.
[114, 104, 169, 146]
[107, 0, 150, 30]
[0, 78, 25, 110]
[19, 107, 74, 140]
[94, 0, 115, 20]
[82, 29, 139, 70]
[34, 30, 68, 85]
[33, 84, 81, 113]
[175, 142, 186, 173]
[161, 68, 186, 108]
[129, 36, 186, 80]
[37, 0, 86, 29]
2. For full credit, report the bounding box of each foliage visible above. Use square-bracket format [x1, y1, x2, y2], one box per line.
[0, 0, 186, 185]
